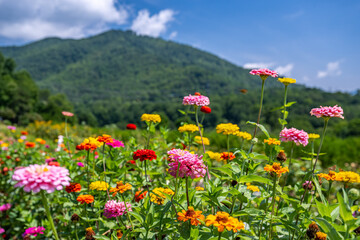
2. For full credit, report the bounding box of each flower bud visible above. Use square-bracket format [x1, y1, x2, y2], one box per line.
[302, 181, 313, 191]
[276, 151, 287, 163]
[231, 180, 238, 187]
[251, 137, 258, 144]
[71, 213, 80, 223]
[348, 188, 360, 200]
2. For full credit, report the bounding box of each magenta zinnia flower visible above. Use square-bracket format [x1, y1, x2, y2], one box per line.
[0, 227, 4, 234]
[310, 105, 344, 119]
[249, 68, 278, 79]
[106, 139, 124, 148]
[77, 162, 85, 167]
[182, 94, 210, 106]
[280, 127, 309, 147]
[167, 149, 206, 179]
[0, 203, 11, 212]
[12, 164, 71, 193]
[22, 226, 45, 237]
[103, 200, 132, 218]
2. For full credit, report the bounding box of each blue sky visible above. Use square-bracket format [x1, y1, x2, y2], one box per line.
[0, 0, 359, 92]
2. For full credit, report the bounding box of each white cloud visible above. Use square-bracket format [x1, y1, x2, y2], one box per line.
[317, 61, 342, 78]
[243, 62, 275, 69]
[275, 63, 294, 76]
[169, 31, 177, 39]
[0, 0, 128, 40]
[131, 9, 175, 37]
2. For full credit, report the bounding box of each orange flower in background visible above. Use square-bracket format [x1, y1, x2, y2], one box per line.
[264, 138, 280, 146]
[135, 190, 148, 202]
[205, 212, 245, 232]
[21, 131, 28, 135]
[117, 230, 123, 239]
[109, 181, 132, 197]
[76, 137, 102, 151]
[35, 138, 46, 145]
[76, 195, 94, 204]
[97, 134, 113, 143]
[177, 206, 205, 226]
[25, 142, 36, 148]
[264, 162, 289, 177]
[220, 152, 235, 162]
[65, 183, 81, 193]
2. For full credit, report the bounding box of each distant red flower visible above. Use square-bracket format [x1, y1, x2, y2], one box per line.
[194, 92, 201, 96]
[127, 160, 136, 165]
[21, 131, 28, 135]
[181, 143, 187, 150]
[62, 111, 74, 117]
[6, 156, 11, 159]
[240, 89, 248, 94]
[135, 190, 148, 202]
[66, 183, 82, 193]
[200, 106, 211, 114]
[126, 124, 137, 130]
[48, 161, 60, 167]
[25, 142, 36, 148]
[133, 149, 157, 162]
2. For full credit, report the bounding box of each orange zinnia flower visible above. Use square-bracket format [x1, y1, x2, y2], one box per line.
[205, 212, 244, 232]
[65, 183, 82, 193]
[25, 142, 36, 148]
[220, 152, 235, 162]
[109, 181, 132, 197]
[97, 134, 113, 143]
[76, 194, 94, 204]
[177, 206, 205, 226]
[135, 190, 148, 202]
[264, 162, 289, 177]
[21, 131, 28, 135]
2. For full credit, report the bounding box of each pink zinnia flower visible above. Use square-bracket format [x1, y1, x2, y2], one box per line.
[103, 200, 132, 218]
[182, 94, 210, 106]
[106, 139, 125, 148]
[22, 226, 45, 237]
[7, 126, 16, 131]
[280, 128, 309, 147]
[0, 227, 4, 234]
[167, 149, 206, 179]
[77, 162, 85, 167]
[310, 105, 344, 119]
[0, 203, 11, 212]
[249, 68, 278, 79]
[12, 164, 71, 193]
[62, 111, 74, 117]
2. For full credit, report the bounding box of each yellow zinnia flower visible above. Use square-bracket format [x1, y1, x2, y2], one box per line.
[234, 131, 252, 140]
[264, 162, 289, 177]
[178, 124, 198, 133]
[246, 183, 260, 192]
[278, 77, 296, 86]
[308, 133, 320, 141]
[216, 123, 240, 135]
[89, 181, 109, 191]
[150, 187, 174, 205]
[141, 114, 161, 123]
[264, 138, 280, 145]
[205, 212, 245, 233]
[194, 136, 209, 145]
[206, 151, 222, 162]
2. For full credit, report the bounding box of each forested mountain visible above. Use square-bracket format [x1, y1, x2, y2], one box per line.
[1, 30, 359, 135]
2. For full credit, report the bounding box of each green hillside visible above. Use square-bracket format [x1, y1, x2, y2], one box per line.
[1, 30, 360, 133]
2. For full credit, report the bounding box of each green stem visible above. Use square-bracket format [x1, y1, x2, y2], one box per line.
[121, 194, 134, 230]
[218, 231, 222, 240]
[227, 134, 230, 154]
[251, 79, 266, 151]
[310, 141, 315, 171]
[195, 106, 209, 180]
[327, 181, 333, 202]
[281, 142, 294, 191]
[86, 150, 90, 191]
[281, 85, 288, 129]
[145, 122, 152, 149]
[40, 190, 60, 240]
[185, 177, 190, 207]
[269, 176, 278, 240]
[312, 119, 329, 174]
[75, 224, 79, 240]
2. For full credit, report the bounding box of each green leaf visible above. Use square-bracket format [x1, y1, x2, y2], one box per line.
[129, 211, 144, 224]
[178, 109, 186, 115]
[238, 175, 271, 184]
[94, 235, 111, 240]
[278, 118, 287, 125]
[212, 166, 233, 177]
[246, 121, 270, 138]
[337, 191, 354, 223]
[285, 101, 296, 107]
[312, 176, 327, 204]
[316, 217, 344, 240]
[315, 200, 328, 218]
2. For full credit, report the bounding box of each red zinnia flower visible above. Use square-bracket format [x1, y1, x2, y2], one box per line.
[126, 124, 137, 130]
[25, 142, 36, 148]
[194, 92, 201, 96]
[66, 183, 82, 193]
[21, 131, 28, 135]
[133, 149, 157, 162]
[48, 161, 60, 167]
[200, 106, 211, 114]
[135, 190, 148, 202]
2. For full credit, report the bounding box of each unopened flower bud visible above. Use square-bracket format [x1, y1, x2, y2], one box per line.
[71, 213, 80, 223]
[302, 181, 313, 191]
[348, 188, 360, 200]
[231, 180, 238, 187]
[251, 137, 258, 144]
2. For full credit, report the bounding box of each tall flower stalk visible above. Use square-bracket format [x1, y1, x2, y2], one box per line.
[278, 78, 296, 129]
[41, 190, 60, 240]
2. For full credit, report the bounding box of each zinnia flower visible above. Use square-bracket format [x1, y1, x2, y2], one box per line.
[126, 124, 137, 130]
[62, 111, 74, 117]
[77, 195, 94, 204]
[194, 136, 209, 145]
[0, 227, 4, 234]
[205, 212, 245, 232]
[22, 226, 45, 237]
[315, 232, 327, 240]
[182, 94, 210, 106]
[97, 134, 113, 143]
[89, 181, 109, 191]
[48, 161, 60, 167]
[76, 137, 103, 151]
[12, 164, 70, 193]
[246, 183, 260, 192]
[195, 186, 204, 191]
[109, 181, 132, 197]
[178, 124, 198, 133]
[280, 127, 309, 147]
[106, 139, 124, 148]
[103, 200, 132, 218]
[319, 171, 360, 183]
[264, 162, 289, 177]
[21, 131, 28, 135]
[249, 68, 278, 80]
[135, 190, 148, 202]
[65, 183, 81, 193]
[77, 162, 84, 167]
[264, 138, 280, 145]
[302, 181, 313, 190]
[308, 133, 320, 140]
[234, 131, 252, 140]
[310, 105, 344, 119]
[220, 152, 235, 162]
[206, 151, 222, 162]
[278, 77, 296, 86]
[25, 142, 36, 148]
[216, 123, 239, 135]
[200, 106, 211, 113]
[150, 187, 174, 205]
[133, 149, 157, 161]
[141, 114, 161, 123]
[167, 149, 206, 179]
[0, 203, 11, 212]
[177, 206, 205, 226]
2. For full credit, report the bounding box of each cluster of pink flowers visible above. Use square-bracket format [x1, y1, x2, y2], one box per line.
[106, 139, 124, 148]
[0, 203, 11, 212]
[249, 68, 278, 78]
[22, 226, 45, 237]
[310, 105, 344, 119]
[167, 149, 206, 179]
[182, 94, 210, 106]
[12, 164, 71, 193]
[103, 200, 132, 218]
[280, 127, 309, 147]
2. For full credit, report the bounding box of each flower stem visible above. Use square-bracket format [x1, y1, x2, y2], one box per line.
[281, 142, 294, 191]
[281, 85, 288, 129]
[269, 175, 277, 239]
[312, 119, 329, 174]
[227, 135, 230, 154]
[86, 150, 90, 191]
[252, 79, 266, 143]
[121, 194, 134, 230]
[218, 231, 222, 240]
[40, 190, 60, 240]
[195, 106, 209, 180]
[185, 177, 190, 207]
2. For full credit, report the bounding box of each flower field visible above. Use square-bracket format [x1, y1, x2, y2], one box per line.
[0, 69, 359, 240]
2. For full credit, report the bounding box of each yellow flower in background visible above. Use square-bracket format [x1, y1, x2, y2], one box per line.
[178, 124, 198, 133]
[195, 186, 204, 191]
[216, 123, 239, 135]
[234, 131, 252, 140]
[194, 136, 210, 145]
[318, 171, 360, 183]
[150, 187, 174, 205]
[278, 77, 296, 86]
[109, 181, 132, 196]
[206, 151, 222, 162]
[141, 114, 161, 123]
[264, 162, 289, 177]
[83, 137, 103, 147]
[308, 133, 320, 140]
[35, 138, 46, 144]
[89, 181, 109, 191]
[246, 183, 260, 192]
[315, 232, 327, 240]
[1, 143, 9, 148]
[264, 138, 280, 146]
[18, 139, 24, 143]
